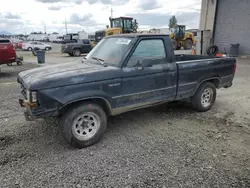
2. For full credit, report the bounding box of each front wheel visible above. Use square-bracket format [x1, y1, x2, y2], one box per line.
[172, 39, 178, 50]
[45, 47, 50, 51]
[191, 82, 216, 112]
[60, 103, 107, 148]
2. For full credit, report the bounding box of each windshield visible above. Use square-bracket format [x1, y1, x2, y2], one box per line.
[85, 37, 133, 67]
[124, 19, 132, 30]
[112, 19, 122, 28]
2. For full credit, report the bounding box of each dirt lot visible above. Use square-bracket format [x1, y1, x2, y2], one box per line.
[0, 55, 249, 188]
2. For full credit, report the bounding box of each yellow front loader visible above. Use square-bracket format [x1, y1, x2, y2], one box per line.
[95, 17, 134, 43]
[170, 25, 196, 50]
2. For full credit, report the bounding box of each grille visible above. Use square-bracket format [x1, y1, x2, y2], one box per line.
[20, 83, 27, 99]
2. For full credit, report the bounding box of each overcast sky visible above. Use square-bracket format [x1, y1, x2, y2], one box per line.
[0, 0, 201, 35]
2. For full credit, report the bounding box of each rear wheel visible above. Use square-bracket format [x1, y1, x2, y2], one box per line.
[17, 61, 23, 66]
[73, 49, 81, 57]
[184, 39, 193, 50]
[27, 47, 32, 51]
[68, 53, 74, 57]
[60, 103, 107, 148]
[191, 82, 216, 112]
[45, 47, 50, 51]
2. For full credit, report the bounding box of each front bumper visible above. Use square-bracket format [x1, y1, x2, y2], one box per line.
[19, 99, 36, 121]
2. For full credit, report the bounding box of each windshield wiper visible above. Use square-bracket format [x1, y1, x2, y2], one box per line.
[91, 57, 107, 67]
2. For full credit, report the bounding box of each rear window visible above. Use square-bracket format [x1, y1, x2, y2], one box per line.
[0, 39, 11, 43]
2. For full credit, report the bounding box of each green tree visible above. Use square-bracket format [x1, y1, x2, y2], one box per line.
[132, 19, 138, 32]
[168, 15, 177, 29]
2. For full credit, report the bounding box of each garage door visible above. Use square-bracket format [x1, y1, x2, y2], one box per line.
[214, 0, 250, 55]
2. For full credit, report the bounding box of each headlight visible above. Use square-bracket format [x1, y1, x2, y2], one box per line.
[27, 91, 37, 102]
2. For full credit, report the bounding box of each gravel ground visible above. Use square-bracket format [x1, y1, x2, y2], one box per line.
[0, 56, 249, 188]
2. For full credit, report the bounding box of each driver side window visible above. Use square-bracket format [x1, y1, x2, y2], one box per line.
[126, 39, 166, 67]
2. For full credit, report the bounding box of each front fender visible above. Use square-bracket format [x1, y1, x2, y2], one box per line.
[38, 87, 114, 111]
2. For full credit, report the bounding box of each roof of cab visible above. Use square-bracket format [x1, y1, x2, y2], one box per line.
[105, 33, 169, 38]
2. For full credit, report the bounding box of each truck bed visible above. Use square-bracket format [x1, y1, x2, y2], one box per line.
[175, 54, 236, 100]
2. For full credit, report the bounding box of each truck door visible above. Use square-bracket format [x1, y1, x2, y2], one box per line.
[120, 38, 177, 108]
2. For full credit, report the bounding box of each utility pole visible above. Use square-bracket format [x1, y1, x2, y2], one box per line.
[65, 19, 68, 34]
[44, 24, 47, 34]
[42, 21, 47, 34]
[111, 7, 113, 18]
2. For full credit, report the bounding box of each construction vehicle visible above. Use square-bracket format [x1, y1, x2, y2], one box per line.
[170, 25, 196, 50]
[95, 16, 134, 43]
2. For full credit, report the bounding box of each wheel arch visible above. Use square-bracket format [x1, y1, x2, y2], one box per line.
[72, 47, 81, 51]
[59, 97, 112, 117]
[194, 77, 220, 94]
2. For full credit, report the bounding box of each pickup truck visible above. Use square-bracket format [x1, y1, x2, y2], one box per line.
[61, 39, 92, 57]
[18, 34, 236, 148]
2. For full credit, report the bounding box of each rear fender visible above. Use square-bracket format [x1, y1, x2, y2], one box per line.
[194, 77, 220, 94]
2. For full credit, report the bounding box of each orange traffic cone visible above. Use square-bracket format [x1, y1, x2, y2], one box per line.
[191, 46, 196, 55]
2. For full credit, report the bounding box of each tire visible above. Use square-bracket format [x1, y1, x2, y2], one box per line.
[17, 61, 23, 66]
[6, 63, 12, 66]
[207, 45, 219, 56]
[27, 47, 32, 51]
[191, 82, 216, 112]
[68, 53, 74, 57]
[184, 39, 193, 50]
[60, 103, 107, 148]
[45, 47, 49, 51]
[73, 49, 81, 57]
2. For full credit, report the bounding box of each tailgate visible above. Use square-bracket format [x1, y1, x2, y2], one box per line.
[0, 44, 16, 64]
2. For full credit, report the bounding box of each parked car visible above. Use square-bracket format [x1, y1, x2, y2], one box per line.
[61, 39, 92, 56]
[18, 34, 236, 148]
[15, 41, 27, 49]
[22, 41, 51, 51]
[0, 38, 16, 65]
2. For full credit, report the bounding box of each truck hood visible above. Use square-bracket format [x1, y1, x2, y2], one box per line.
[18, 62, 120, 90]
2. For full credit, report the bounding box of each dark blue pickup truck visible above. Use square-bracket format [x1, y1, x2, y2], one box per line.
[18, 34, 236, 148]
